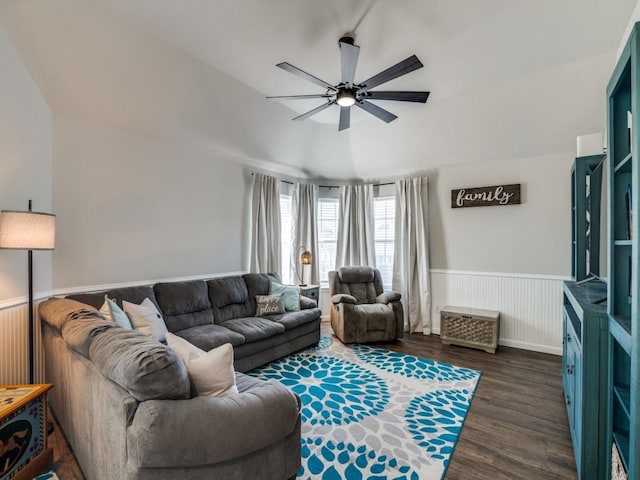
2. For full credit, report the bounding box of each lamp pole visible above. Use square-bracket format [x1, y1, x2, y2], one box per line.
[27, 200, 34, 384]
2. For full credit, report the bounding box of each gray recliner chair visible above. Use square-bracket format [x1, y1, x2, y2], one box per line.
[329, 266, 404, 343]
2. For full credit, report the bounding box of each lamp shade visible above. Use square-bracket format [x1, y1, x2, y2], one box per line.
[0, 210, 56, 250]
[300, 250, 312, 265]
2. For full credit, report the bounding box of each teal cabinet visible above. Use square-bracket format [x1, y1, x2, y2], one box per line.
[607, 21, 640, 479]
[563, 281, 609, 479]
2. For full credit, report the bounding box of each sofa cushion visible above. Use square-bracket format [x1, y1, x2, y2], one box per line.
[266, 309, 321, 331]
[67, 285, 160, 311]
[89, 327, 190, 401]
[154, 280, 214, 332]
[65, 292, 109, 310]
[175, 324, 246, 351]
[39, 298, 102, 333]
[127, 373, 299, 468]
[233, 320, 319, 362]
[208, 276, 254, 322]
[108, 285, 160, 310]
[61, 316, 119, 358]
[338, 266, 375, 283]
[354, 304, 395, 331]
[243, 272, 281, 313]
[166, 333, 238, 398]
[221, 317, 285, 342]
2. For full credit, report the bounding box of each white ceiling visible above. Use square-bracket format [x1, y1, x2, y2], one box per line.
[0, 0, 636, 179]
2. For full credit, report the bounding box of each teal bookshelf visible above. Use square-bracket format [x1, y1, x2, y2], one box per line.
[571, 154, 606, 282]
[607, 21, 640, 479]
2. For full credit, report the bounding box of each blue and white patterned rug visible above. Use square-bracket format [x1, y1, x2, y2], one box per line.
[249, 334, 481, 480]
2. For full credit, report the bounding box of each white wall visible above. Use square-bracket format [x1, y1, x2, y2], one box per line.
[429, 153, 573, 276]
[618, 1, 640, 59]
[0, 30, 52, 304]
[52, 114, 251, 289]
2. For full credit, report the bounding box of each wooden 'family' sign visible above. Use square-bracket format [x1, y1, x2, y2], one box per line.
[451, 184, 521, 208]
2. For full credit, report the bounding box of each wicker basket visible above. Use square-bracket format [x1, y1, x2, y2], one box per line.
[612, 443, 628, 480]
[440, 306, 500, 354]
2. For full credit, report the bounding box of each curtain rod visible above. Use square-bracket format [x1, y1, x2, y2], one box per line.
[250, 173, 393, 188]
[283, 180, 394, 188]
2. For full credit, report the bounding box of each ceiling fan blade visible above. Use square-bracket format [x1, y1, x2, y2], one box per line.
[356, 100, 398, 123]
[276, 62, 337, 91]
[360, 55, 424, 90]
[366, 91, 430, 103]
[292, 101, 335, 121]
[339, 107, 351, 131]
[340, 39, 360, 85]
[267, 94, 333, 100]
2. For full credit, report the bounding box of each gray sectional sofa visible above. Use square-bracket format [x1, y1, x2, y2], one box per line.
[39, 273, 321, 480]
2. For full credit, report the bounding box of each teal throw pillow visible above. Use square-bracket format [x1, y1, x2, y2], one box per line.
[108, 298, 133, 330]
[99, 295, 133, 330]
[269, 282, 300, 312]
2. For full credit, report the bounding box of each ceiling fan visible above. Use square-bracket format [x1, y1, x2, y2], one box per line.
[267, 35, 429, 131]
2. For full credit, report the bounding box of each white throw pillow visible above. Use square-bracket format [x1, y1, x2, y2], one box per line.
[166, 332, 238, 398]
[123, 297, 168, 343]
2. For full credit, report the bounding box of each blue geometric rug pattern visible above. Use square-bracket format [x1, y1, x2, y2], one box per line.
[250, 334, 481, 480]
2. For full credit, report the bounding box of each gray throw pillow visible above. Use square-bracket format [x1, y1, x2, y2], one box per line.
[255, 294, 285, 316]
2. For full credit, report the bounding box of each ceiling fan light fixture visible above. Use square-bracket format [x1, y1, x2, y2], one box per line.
[336, 89, 356, 107]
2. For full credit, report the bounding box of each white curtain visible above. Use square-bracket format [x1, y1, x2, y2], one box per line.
[336, 184, 375, 268]
[392, 177, 431, 334]
[292, 183, 319, 285]
[250, 173, 281, 274]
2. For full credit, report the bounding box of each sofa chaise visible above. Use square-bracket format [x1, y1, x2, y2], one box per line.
[39, 273, 321, 480]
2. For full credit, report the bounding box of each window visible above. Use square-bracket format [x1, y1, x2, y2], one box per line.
[374, 195, 395, 288]
[317, 197, 339, 285]
[280, 193, 292, 284]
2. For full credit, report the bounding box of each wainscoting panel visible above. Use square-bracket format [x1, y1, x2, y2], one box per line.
[0, 302, 45, 384]
[0, 270, 565, 383]
[430, 270, 566, 355]
[0, 270, 245, 385]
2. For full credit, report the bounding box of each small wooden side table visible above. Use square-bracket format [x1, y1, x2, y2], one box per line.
[298, 285, 320, 302]
[0, 384, 53, 480]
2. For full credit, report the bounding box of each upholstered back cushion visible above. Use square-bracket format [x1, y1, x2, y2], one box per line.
[208, 276, 254, 322]
[154, 280, 214, 332]
[89, 327, 190, 401]
[244, 272, 280, 311]
[338, 266, 375, 283]
[67, 285, 160, 311]
[39, 298, 190, 401]
[330, 267, 381, 304]
[40, 298, 102, 333]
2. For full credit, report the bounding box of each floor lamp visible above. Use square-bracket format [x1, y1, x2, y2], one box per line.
[296, 246, 312, 286]
[0, 200, 56, 384]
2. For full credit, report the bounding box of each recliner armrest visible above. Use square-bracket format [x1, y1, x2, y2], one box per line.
[299, 296, 317, 310]
[332, 294, 357, 305]
[376, 291, 401, 304]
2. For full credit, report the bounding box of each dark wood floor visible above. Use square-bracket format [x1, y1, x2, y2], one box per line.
[48, 330, 576, 479]
[377, 332, 577, 480]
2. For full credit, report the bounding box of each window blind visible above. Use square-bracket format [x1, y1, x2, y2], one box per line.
[280, 194, 292, 284]
[317, 197, 339, 285]
[374, 195, 395, 288]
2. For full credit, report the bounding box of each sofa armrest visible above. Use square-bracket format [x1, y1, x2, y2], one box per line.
[127, 378, 299, 468]
[376, 291, 401, 304]
[299, 296, 317, 310]
[332, 294, 357, 305]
